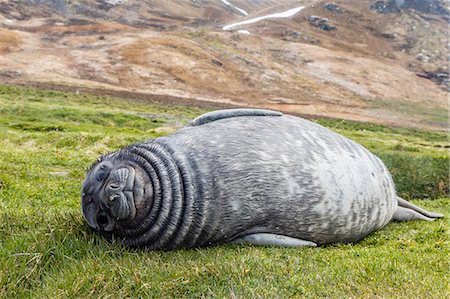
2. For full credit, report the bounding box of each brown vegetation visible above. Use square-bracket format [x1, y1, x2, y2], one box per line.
[0, 27, 20, 54]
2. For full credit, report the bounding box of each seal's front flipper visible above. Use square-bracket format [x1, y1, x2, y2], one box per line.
[231, 233, 317, 247]
[188, 109, 282, 126]
[394, 197, 444, 222]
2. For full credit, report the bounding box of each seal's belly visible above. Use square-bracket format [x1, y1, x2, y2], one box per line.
[172, 115, 397, 245]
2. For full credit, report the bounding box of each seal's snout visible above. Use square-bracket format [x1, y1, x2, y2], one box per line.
[105, 168, 129, 195]
[107, 168, 130, 191]
[103, 167, 136, 221]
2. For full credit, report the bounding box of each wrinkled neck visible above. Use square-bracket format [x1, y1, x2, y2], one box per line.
[110, 139, 206, 249]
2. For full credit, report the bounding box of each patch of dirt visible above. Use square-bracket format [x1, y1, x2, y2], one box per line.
[0, 27, 21, 54]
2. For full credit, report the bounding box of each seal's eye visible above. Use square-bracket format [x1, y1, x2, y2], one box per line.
[95, 166, 108, 182]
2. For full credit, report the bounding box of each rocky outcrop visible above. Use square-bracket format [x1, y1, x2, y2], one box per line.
[416, 68, 450, 91]
[371, 0, 449, 19]
[324, 2, 341, 13]
[307, 16, 336, 31]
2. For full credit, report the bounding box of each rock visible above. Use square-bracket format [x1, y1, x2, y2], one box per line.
[415, 68, 450, 90]
[324, 2, 341, 12]
[381, 32, 396, 40]
[416, 53, 430, 62]
[211, 59, 223, 67]
[436, 73, 448, 80]
[415, 72, 431, 79]
[307, 15, 336, 31]
[0, 69, 23, 78]
[307, 15, 320, 23]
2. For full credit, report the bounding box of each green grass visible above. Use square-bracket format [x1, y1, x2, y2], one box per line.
[0, 85, 448, 298]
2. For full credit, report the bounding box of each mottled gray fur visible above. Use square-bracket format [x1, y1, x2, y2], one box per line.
[81, 109, 443, 249]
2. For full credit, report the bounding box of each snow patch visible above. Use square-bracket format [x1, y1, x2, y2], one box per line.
[220, 0, 248, 16]
[238, 30, 251, 34]
[235, 7, 249, 16]
[104, 0, 126, 5]
[223, 6, 304, 31]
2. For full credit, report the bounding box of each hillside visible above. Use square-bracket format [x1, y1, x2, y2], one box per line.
[0, 0, 448, 130]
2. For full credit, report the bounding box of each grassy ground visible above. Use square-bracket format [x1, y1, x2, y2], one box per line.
[0, 85, 448, 298]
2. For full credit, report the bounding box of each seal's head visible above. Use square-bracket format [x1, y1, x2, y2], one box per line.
[81, 154, 152, 233]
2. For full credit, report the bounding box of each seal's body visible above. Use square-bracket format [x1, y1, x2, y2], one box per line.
[82, 109, 442, 249]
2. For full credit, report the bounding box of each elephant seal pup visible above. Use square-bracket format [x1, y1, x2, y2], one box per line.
[81, 109, 443, 249]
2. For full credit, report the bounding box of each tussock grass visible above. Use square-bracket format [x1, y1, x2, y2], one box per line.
[0, 85, 448, 298]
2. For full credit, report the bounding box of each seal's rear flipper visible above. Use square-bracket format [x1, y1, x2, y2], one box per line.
[394, 206, 435, 222]
[393, 197, 444, 222]
[231, 233, 317, 247]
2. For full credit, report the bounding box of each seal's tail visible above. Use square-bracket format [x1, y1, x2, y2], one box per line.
[393, 197, 444, 222]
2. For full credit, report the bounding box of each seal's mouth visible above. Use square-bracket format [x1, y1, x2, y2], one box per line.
[96, 210, 115, 232]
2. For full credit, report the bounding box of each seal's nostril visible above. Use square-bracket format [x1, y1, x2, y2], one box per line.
[109, 194, 119, 202]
